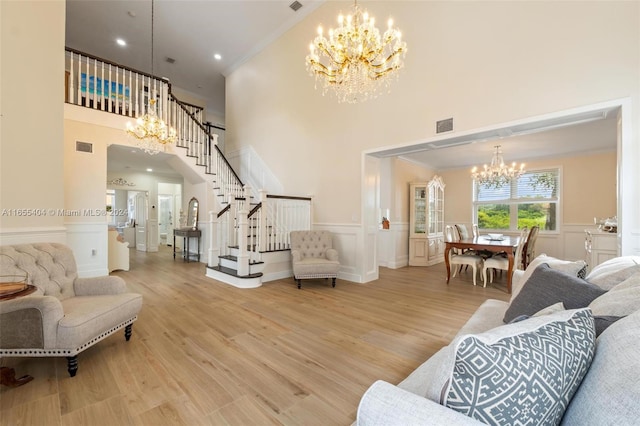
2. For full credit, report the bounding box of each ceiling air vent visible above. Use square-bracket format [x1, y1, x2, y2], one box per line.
[166, 57, 176, 64]
[436, 118, 453, 134]
[289, 1, 303, 12]
[76, 141, 93, 153]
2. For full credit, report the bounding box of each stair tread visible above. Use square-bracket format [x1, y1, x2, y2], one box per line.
[219, 255, 264, 265]
[208, 265, 263, 279]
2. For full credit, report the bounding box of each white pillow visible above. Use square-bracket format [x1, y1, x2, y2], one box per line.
[586, 256, 640, 290]
[589, 272, 640, 317]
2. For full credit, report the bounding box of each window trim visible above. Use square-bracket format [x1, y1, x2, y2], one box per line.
[472, 166, 562, 233]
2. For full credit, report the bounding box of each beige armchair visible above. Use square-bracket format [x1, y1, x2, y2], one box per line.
[0, 243, 142, 377]
[290, 231, 340, 289]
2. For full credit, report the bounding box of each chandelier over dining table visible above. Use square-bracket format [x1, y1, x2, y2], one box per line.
[471, 145, 526, 187]
[305, 0, 407, 103]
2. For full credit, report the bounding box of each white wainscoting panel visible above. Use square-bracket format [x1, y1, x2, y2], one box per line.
[226, 146, 284, 196]
[378, 222, 409, 269]
[314, 223, 362, 282]
[0, 227, 67, 246]
[364, 225, 379, 282]
[147, 219, 159, 252]
[65, 222, 108, 277]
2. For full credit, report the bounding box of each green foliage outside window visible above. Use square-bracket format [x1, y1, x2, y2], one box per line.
[518, 203, 551, 230]
[475, 170, 558, 231]
[478, 204, 509, 229]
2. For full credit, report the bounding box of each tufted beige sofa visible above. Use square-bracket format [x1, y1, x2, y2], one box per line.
[0, 243, 142, 377]
[290, 231, 340, 289]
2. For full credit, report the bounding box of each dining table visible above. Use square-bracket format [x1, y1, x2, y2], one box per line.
[444, 235, 521, 293]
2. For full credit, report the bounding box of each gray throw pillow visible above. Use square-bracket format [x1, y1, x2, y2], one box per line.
[504, 263, 606, 323]
[443, 309, 596, 425]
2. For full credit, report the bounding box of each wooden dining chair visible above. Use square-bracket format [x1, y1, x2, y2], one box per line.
[455, 224, 480, 259]
[522, 225, 540, 269]
[445, 225, 484, 286]
[482, 227, 529, 286]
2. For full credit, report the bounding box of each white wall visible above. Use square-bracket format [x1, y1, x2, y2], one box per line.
[226, 1, 640, 281]
[0, 1, 66, 243]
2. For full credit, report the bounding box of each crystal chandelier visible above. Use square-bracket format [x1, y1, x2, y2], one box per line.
[126, 99, 176, 155]
[471, 145, 526, 187]
[305, 0, 407, 103]
[124, 0, 176, 155]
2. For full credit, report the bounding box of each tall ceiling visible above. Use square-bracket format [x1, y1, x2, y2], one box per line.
[65, 0, 324, 121]
[70, 1, 617, 177]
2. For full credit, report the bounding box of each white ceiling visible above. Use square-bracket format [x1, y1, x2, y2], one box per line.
[107, 145, 179, 178]
[395, 113, 618, 170]
[65, 0, 324, 120]
[70, 1, 617, 178]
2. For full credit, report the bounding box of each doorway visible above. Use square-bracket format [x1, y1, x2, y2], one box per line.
[128, 190, 149, 252]
[158, 183, 182, 247]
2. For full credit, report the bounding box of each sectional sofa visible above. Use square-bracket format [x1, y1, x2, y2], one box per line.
[357, 255, 640, 425]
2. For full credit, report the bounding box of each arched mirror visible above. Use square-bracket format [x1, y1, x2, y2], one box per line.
[186, 197, 199, 230]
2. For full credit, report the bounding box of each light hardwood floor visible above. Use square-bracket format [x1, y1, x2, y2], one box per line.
[0, 246, 510, 425]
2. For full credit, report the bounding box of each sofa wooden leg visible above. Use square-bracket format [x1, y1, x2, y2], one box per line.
[332, 277, 336, 288]
[66, 356, 78, 377]
[125, 324, 132, 341]
[297, 279, 301, 289]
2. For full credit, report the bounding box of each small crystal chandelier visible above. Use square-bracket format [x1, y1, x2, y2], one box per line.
[305, 0, 407, 103]
[124, 0, 176, 155]
[471, 145, 526, 187]
[126, 99, 176, 154]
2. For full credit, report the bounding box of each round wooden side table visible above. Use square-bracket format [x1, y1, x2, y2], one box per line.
[0, 282, 37, 387]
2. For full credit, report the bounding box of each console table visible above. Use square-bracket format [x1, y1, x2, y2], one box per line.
[173, 228, 201, 262]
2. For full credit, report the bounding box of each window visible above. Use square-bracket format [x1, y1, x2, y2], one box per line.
[473, 169, 559, 231]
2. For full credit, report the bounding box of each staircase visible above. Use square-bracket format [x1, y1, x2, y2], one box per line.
[65, 47, 311, 287]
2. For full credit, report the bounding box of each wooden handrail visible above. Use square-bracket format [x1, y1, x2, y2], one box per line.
[266, 194, 312, 201]
[217, 204, 231, 218]
[168, 92, 243, 186]
[248, 202, 262, 219]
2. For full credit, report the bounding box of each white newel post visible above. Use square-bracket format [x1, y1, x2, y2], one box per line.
[227, 195, 236, 250]
[209, 210, 219, 267]
[258, 190, 268, 252]
[237, 185, 251, 276]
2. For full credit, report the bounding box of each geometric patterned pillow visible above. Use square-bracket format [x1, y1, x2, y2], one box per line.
[442, 309, 595, 425]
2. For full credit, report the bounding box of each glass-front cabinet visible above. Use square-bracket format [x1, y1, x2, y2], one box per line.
[409, 176, 445, 266]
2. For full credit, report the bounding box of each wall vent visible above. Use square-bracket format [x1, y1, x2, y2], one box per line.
[166, 57, 176, 64]
[76, 141, 93, 153]
[436, 118, 454, 134]
[289, 1, 303, 12]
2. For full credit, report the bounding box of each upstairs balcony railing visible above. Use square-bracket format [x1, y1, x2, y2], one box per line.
[65, 47, 243, 201]
[65, 47, 312, 277]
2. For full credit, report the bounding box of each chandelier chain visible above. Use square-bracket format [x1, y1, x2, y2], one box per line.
[124, 0, 177, 154]
[151, 0, 154, 76]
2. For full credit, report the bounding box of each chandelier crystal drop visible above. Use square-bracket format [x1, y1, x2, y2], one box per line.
[125, 99, 177, 155]
[471, 145, 526, 187]
[305, 0, 407, 103]
[124, 0, 176, 155]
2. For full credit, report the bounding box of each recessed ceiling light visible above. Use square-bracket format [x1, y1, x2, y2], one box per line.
[116, 38, 127, 46]
[146, 168, 153, 172]
[214, 53, 222, 60]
